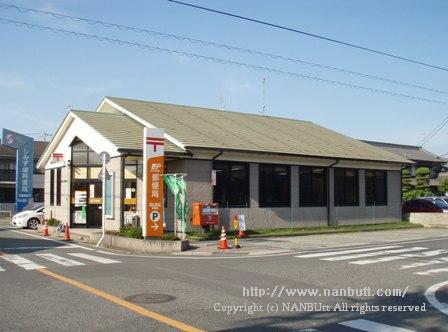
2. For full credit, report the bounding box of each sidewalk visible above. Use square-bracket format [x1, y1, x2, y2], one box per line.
[4, 218, 448, 257]
[180, 227, 448, 257]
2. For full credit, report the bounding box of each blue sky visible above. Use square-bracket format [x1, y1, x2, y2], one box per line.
[1, 0, 447, 155]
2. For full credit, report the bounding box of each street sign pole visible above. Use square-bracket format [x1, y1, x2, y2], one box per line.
[96, 151, 110, 247]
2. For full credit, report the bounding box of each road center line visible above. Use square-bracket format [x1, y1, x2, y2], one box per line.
[37, 268, 204, 332]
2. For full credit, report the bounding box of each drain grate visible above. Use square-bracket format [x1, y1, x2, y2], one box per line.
[124, 293, 175, 304]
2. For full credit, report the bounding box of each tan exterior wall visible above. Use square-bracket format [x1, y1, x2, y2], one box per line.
[329, 169, 402, 225]
[43, 156, 403, 232]
[181, 160, 402, 230]
[44, 166, 71, 224]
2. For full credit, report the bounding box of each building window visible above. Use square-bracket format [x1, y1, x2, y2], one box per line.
[0, 188, 15, 203]
[50, 169, 54, 206]
[259, 164, 290, 207]
[56, 168, 62, 206]
[365, 170, 387, 206]
[213, 161, 249, 208]
[299, 167, 327, 206]
[123, 157, 141, 212]
[0, 160, 15, 170]
[334, 168, 359, 206]
[33, 188, 44, 203]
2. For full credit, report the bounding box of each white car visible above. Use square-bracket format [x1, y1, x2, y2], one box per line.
[11, 205, 44, 230]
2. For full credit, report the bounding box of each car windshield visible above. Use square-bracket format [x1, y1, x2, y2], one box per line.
[32, 205, 44, 211]
[434, 199, 448, 209]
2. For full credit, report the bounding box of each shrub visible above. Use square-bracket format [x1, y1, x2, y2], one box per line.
[46, 218, 61, 226]
[161, 233, 181, 241]
[415, 167, 430, 191]
[439, 177, 448, 196]
[119, 225, 142, 239]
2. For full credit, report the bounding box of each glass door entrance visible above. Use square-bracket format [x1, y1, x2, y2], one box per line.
[70, 139, 104, 228]
[71, 181, 102, 228]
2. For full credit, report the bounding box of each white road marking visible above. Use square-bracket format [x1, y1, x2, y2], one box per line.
[425, 281, 448, 316]
[400, 249, 448, 258]
[323, 247, 427, 261]
[4, 228, 95, 250]
[339, 319, 415, 331]
[350, 255, 410, 265]
[0, 245, 74, 251]
[68, 253, 121, 264]
[399, 257, 448, 269]
[295, 246, 401, 258]
[351, 249, 448, 265]
[1, 254, 45, 270]
[414, 267, 448, 276]
[36, 253, 85, 267]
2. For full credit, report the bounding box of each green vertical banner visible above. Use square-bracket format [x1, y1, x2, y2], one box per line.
[176, 176, 188, 233]
[163, 175, 188, 233]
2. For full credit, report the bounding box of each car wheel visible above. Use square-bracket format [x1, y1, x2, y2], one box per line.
[27, 218, 39, 230]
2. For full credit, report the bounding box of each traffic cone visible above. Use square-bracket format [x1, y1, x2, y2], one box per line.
[218, 225, 229, 250]
[64, 222, 71, 241]
[43, 222, 49, 236]
[238, 229, 247, 238]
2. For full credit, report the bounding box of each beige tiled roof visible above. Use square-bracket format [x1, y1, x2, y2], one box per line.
[363, 140, 447, 164]
[72, 110, 184, 153]
[104, 97, 410, 164]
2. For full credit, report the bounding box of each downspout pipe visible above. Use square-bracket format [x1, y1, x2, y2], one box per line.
[327, 159, 340, 226]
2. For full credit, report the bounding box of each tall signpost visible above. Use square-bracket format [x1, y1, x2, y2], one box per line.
[1, 129, 34, 212]
[143, 128, 164, 238]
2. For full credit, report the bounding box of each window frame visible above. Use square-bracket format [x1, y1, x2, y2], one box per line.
[365, 170, 388, 206]
[299, 166, 327, 207]
[56, 168, 62, 206]
[50, 169, 55, 206]
[259, 163, 291, 208]
[334, 168, 359, 206]
[212, 161, 250, 208]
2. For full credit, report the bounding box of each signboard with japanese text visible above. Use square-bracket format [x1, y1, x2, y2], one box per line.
[1, 129, 34, 212]
[238, 214, 246, 231]
[143, 127, 164, 238]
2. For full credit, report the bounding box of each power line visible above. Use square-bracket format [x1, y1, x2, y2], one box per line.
[418, 115, 448, 146]
[438, 152, 448, 158]
[0, 2, 447, 95]
[1, 17, 448, 107]
[167, 0, 448, 72]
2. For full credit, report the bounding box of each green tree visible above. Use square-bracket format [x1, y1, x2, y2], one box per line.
[415, 167, 431, 192]
[402, 167, 432, 201]
[402, 168, 413, 195]
[439, 177, 448, 196]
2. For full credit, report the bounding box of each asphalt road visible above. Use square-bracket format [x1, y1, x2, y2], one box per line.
[1, 219, 448, 331]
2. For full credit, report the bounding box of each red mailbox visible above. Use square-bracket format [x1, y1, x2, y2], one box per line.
[192, 202, 219, 226]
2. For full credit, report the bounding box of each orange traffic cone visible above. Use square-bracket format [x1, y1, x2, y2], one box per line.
[64, 223, 71, 241]
[238, 229, 247, 238]
[218, 225, 229, 250]
[43, 222, 49, 236]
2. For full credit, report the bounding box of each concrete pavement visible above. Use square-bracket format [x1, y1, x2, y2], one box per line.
[1, 218, 448, 331]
